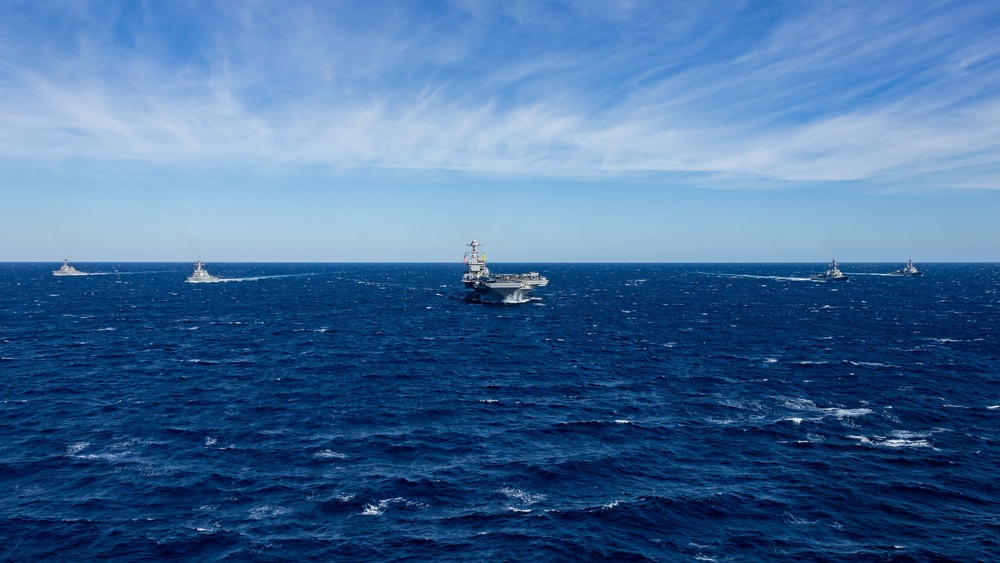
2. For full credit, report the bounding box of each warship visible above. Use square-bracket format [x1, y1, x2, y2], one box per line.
[462, 240, 547, 303]
[186, 259, 221, 283]
[890, 259, 922, 276]
[811, 259, 848, 282]
[53, 259, 86, 276]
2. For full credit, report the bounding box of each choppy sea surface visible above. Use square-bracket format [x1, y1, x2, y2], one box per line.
[1, 262, 998, 561]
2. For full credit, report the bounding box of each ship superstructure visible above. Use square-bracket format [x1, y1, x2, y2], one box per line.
[462, 240, 547, 303]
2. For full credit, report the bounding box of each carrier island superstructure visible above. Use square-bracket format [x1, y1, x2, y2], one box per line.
[462, 240, 547, 303]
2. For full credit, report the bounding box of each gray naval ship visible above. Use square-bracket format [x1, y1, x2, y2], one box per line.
[53, 259, 86, 276]
[890, 259, 922, 276]
[186, 259, 221, 283]
[462, 239, 548, 303]
[811, 258, 849, 281]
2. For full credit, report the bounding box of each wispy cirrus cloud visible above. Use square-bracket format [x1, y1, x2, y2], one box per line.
[1, 1, 999, 189]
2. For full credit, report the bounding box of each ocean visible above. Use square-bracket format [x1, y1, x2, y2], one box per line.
[1, 262, 997, 561]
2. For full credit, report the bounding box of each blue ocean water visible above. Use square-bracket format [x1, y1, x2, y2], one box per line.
[1, 262, 998, 561]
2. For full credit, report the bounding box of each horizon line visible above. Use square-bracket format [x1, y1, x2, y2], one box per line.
[5, 260, 998, 265]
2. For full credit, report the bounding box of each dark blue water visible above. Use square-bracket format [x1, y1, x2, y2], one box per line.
[1, 262, 998, 561]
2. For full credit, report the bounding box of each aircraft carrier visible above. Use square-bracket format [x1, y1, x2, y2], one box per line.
[461, 240, 547, 303]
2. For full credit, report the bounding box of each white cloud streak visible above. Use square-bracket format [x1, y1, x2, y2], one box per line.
[1, 0, 999, 189]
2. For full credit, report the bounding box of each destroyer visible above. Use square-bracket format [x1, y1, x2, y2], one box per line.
[811, 259, 848, 282]
[462, 240, 547, 303]
[890, 259, 922, 276]
[53, 259, 86, 276]
[187, 259, 221, 283]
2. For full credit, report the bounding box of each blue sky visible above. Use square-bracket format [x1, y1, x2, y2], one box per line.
[2, 0, 999, 262]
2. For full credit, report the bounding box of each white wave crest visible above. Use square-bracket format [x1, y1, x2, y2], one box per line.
[821, 407, 873, 418]
[66, 442, 90, 455]
[313, 450, 347, 460]
[779, 397, 872, 420]
[249, 505, 289, 520]
[849, 435, 933, 448]
[499, 487, 546, 505]
[360, 497, 424, 516]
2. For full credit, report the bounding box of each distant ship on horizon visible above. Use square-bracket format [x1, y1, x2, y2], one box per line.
[53, 259, 86, 276]
[811, 259, 848, 282]
[461, 240, 548, 303]
[186, 259, 221, 283]
[890, 259, 922, 276]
